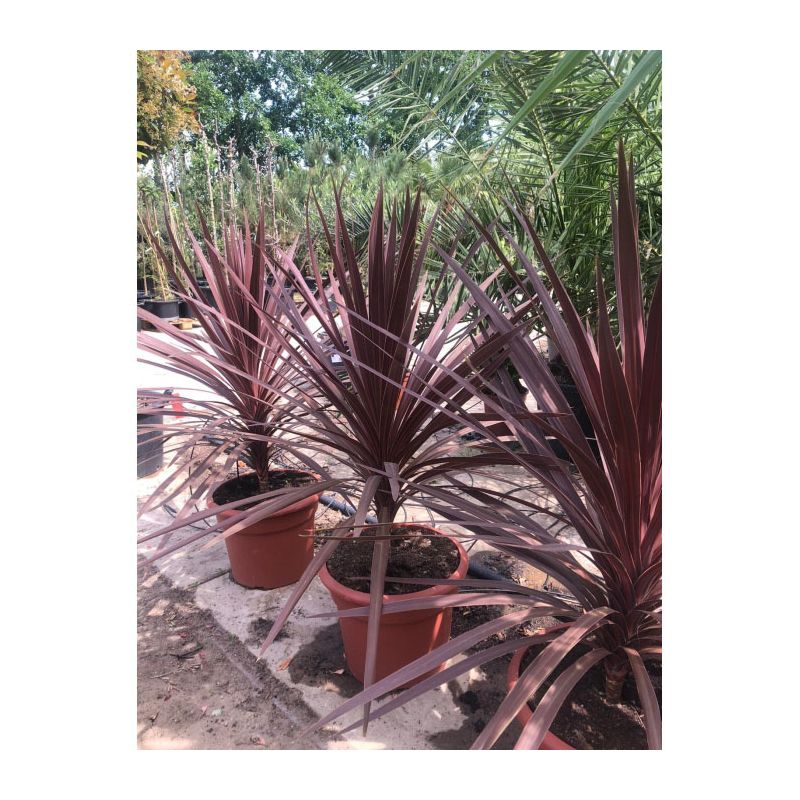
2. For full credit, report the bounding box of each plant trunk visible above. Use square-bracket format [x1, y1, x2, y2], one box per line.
[374, 481, 399, 532]
[604, 656, 628, 704]
[377, 504, 395, 528]
[250, 440, 270, 495]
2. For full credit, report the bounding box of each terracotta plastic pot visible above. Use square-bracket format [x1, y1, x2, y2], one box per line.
[208, 472, 321, 590]
[319, 525, 469, 687]
[507, 632, 574, 750]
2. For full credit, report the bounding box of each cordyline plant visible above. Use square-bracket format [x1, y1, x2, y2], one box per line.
[136, 208, 337, 561]
[251, 185, 528, 726]
[299, 145, 662, 749]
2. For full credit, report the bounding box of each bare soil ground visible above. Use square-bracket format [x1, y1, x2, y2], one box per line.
[137, 561, 341, 750]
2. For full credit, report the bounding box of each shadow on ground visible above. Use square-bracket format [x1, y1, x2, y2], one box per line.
[286, 623, 364, 699]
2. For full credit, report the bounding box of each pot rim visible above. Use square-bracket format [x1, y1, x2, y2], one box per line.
[208, 469, 322, 520]
[319, 523, 469, 606]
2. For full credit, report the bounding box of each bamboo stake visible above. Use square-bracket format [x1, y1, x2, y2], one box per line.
[155, 159, 177, 300]
[172, 146, 186, 217]
[171, 145, 197, 280]
[213, 129, 226, 235]
[146, 201, 170, 301]
[251, 147, 263, 209]
[227, 137, 236, 225]
[200, 127, 219, 251]
[265, 139, 278, 245]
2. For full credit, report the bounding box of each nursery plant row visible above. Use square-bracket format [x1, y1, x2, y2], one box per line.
[137, 144, 662, 750]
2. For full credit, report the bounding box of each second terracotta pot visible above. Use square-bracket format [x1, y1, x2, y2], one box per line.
[209, 472, 321, 590]
[507, 633, 574, 750]
[319, 525, 468, 687]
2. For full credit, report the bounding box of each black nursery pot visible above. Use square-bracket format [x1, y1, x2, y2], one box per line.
[547, 384, 600, 461]
[547, 362, 599, 461]
[136, 296, 153, 331]
[137, 412, 163, 477]
[137, 391, 172, 478]
[178, 299, 191, 318]
[558, 381, 594, 439]
[197, 283, 217, 310]
[148, 299, 180, 319]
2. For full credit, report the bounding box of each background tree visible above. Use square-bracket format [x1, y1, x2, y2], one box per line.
[188, 50, 375, 164]
[136, 50, 198, 162]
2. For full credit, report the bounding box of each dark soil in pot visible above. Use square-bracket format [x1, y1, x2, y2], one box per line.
[518, 642, 661, 749]
[326, 526, 461, 594]
[211, 470, 316, 510]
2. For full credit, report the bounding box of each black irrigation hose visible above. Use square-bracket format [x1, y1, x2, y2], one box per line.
[163, 502, 215, 531]
[318, 494, 378, 525]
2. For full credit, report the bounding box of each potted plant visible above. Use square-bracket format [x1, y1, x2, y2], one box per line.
[137, 209, 331, 589]
[253, 187, 514, 701]
[298, 145, 661, 749]
[138, 215, 179, 320]
[137, 243, 154, 330]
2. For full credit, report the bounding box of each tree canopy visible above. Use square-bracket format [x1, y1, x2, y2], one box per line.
[188, 50, 379, 163]
[136, 50, 198, 161]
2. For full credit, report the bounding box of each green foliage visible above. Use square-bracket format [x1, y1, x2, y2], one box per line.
[326, 50, 662, 320]
[136, 49, 662, 329]
[187, 50, 373, 163]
